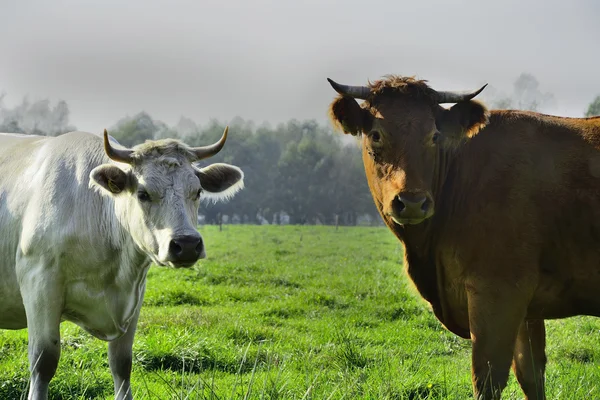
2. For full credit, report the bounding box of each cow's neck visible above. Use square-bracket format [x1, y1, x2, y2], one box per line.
[399, 144, 453, 255]
[100, 196, 152, 286]
[388, 146, 468, 337]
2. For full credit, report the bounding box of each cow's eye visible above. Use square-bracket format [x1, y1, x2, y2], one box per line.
[194, 188, 202, 200]
[432, 130, 440, 144]
[370, 130, 381, 143]
[137, 190, 151, 202]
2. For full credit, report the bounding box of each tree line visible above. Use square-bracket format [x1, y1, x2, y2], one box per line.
[109, 114, 379, 225]
[0, 97, 379, 225]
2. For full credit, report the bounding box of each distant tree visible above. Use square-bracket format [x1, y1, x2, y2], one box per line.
[175, 116, 200, 137]
[485, 73, 554, 112]
[152, 120, 179, 141]
[491, 97, 513, 110]
[193, 119, 279, 224]
[0, 118, 24, 133]
[0, 95, 75, 135]
[109, 112, 177, 146]
[328, 143, 377, 225]
[512, 73, 555, 111]
[275, 138, 322, 224]
[585, 95, 600, 117]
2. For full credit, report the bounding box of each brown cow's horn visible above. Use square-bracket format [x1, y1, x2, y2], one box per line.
[103, 129, 134, 164]
[327, 78, 370, 99]
[191, 126, 228, 161]
[435, 84, 488, 104]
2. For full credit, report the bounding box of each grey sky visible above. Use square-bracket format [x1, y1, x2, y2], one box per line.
[1, 0, 599, 133]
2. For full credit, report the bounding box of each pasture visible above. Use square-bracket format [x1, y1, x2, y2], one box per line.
[0, 225, 599, 399]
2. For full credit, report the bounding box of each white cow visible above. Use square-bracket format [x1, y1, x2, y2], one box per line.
[0, 128, 244, 399]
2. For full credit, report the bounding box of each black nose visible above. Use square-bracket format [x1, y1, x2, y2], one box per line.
[168, 235, 204, 266]
[391, 193, 433, 223]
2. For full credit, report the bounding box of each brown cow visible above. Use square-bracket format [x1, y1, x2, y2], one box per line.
[327, 75, 600, 400]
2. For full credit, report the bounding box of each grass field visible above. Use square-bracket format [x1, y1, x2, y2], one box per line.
[1, 225, 599, 399]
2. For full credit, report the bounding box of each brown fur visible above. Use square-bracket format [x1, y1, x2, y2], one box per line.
[328, 75, 600, 400]
[438, 100, 490, 140]
[367, 75, 436, 102]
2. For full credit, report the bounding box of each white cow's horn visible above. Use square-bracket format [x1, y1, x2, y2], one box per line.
[191, 126, 228, 161]
[103, 129, 134, 164]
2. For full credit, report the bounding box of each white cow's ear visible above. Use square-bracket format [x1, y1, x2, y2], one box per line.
[195, 163, 244, 202]
[90, 164, 130, 195]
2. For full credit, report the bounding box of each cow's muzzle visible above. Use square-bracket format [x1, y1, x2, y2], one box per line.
[389, 192, 434, 225]
[167, 234, 205, 268]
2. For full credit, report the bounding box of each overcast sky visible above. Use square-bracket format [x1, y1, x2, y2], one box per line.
[1, 0, 599, 133]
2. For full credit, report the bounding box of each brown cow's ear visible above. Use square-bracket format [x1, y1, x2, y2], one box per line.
[328, 95, 373, 136]
[436, 100, 489, 142]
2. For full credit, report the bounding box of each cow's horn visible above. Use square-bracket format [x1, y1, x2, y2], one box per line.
[192, 126, 228, 161]
[104, 129, 134, 164]
[327, 78, 370, 100]
[434, 84, 488, 104]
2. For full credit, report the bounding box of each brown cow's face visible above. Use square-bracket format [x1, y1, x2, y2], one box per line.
[329, 89, 488, 226]
[363, 97, 438, 225]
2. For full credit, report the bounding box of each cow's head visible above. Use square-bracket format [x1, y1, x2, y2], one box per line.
[328, 76, 489, 226]
[90, 127, 244, 268]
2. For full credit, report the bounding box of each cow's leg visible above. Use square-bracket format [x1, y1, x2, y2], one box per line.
[467, 281, 532, 400]
[512, 319, 546, 400]
[26, 323, 61, 400]
[19, 265, 63, 400]
[108, 305, 141, 400]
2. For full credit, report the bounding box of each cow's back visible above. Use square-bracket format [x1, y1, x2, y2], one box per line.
[0, 131, 110, 246]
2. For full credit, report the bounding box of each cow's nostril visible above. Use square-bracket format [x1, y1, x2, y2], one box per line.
[169, 240, 183, 256]
[421, 197, 431, 212]
[395, 197, 406, 212]
[168, 236, 203, 264]
[195, 240, 204, 255]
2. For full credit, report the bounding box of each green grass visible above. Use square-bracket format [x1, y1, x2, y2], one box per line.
[1, 225, 599, 399]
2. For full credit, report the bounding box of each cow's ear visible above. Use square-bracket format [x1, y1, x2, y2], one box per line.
[89, 164, 131, 195]
[328, 95, 373, 136]
[195, 163, 244, 202]
[436, 100, 489, 142]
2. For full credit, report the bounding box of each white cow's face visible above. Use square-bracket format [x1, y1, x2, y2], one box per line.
[90, 130, 243, 268]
